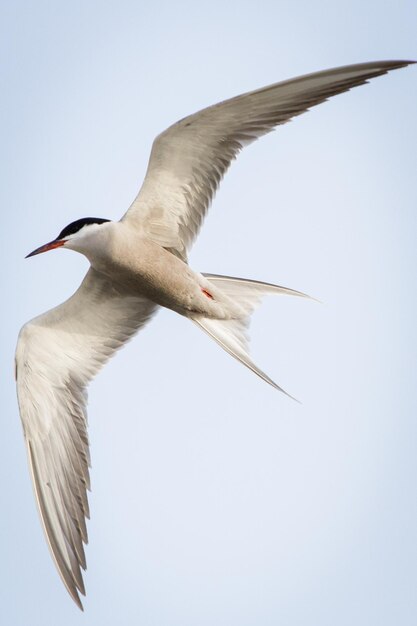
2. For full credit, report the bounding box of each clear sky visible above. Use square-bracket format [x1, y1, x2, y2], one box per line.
[1, 1, 416, 625]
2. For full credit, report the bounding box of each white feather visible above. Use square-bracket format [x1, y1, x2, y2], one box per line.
[16, 268, 157, 608]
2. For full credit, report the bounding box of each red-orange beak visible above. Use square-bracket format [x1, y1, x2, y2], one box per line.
[25, 239, 67, 258]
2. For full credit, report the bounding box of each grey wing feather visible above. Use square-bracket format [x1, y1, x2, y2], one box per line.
[123, 60, 413, 259]
[16, 268, 157, 608]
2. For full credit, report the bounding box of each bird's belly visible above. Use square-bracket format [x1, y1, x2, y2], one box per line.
[99, 241, 229, 318]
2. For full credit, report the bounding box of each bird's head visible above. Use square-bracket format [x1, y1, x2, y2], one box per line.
[26, 217, 112, 258]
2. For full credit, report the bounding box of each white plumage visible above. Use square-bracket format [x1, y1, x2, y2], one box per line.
[15, 60, 413, 608]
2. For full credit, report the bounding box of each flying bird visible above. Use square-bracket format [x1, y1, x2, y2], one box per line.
[15, 60, 413, 608]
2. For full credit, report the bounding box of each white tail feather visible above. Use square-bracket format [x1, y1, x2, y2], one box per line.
[193, 274, 313, 400]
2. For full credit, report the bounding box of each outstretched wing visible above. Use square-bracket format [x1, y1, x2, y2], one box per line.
[123, 60, 412, 260]
[16, 268, 157, 609]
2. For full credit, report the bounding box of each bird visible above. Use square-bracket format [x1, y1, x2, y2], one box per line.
[15, 60, 413, 609]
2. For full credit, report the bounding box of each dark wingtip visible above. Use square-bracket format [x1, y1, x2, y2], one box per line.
[378, 59, 416, 68]
[69, 587, 84, 611]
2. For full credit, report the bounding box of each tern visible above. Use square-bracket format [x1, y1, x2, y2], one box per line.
[16, 60, 413, 608]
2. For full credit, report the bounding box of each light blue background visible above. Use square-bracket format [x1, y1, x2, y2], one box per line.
[1, 1, 416, 624]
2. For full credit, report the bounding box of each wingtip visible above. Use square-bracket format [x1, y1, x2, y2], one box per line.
[385, 59, 415, 66]
[377, 59, 416, 75]
[365, 59, 416, 70]
[71, 588, 85, 611]
[66, 574, 86, 610]
[394, 59, 416, 66]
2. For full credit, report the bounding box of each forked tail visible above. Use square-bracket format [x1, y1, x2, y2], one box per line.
[192, 273, 314, 401]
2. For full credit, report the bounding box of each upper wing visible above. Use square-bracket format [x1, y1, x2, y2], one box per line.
[15, 268, 157, 609]
[122, 60, 412, 260]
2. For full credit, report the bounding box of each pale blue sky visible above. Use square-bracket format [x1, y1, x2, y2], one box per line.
[1, 1, 416, 625]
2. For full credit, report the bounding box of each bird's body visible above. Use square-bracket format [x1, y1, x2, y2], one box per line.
[16, 60, 414, 609]
[85, 223, 231, 317]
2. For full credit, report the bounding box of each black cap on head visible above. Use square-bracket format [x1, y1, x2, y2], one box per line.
[57, 217, 111, 240]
